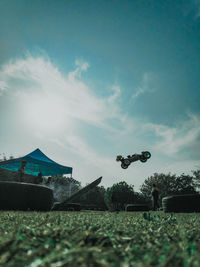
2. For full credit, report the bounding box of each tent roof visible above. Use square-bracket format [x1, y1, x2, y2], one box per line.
[24, 148, 59, 163]
[0, 148, 72, 176]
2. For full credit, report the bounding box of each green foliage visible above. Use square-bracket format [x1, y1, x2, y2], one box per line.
[0, 153, 14, 161]
[77, 186, 108, 210]
[105, 181, 134, 210]
[44, 175, 81, 202]
[140, 172, 197, 201]
[1, 211, 200, 266]
[192, 169, 200, 189]
[50, 175, 81, 187]
[134, 191, 150, 204]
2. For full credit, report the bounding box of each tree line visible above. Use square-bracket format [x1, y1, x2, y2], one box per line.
[77, 171, 200, 210]
[1, 153, 200, 210]
[0, 154, 14, 161]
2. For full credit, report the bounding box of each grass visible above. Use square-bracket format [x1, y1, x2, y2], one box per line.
[0, 211, 200, 266]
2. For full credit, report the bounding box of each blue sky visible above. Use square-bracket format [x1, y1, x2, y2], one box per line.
[0, 0, 200, 190]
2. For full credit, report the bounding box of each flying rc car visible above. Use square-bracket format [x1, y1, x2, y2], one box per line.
[116, 151, 151, 169]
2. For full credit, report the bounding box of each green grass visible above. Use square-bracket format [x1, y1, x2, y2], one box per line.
[0, 211, 200, 266]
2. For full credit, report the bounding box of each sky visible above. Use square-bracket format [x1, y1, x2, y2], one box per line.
[0, 0, 200, 190]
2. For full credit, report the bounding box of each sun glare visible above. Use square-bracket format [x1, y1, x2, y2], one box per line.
[21, 93, 68, 135]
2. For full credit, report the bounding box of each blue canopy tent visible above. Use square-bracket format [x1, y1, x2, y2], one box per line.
[0, 148, 73, 176]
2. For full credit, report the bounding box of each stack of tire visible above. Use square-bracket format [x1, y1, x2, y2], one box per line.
[162, 194, 200, 213]
[125, 204, 150, 212]
[51, 202, 81, 211]
[0, 181, 53, 211]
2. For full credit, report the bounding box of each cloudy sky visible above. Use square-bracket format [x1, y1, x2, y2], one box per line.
[0, 0, 200, 190]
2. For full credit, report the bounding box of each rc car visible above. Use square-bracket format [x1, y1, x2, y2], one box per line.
[116, 151, 151, 169]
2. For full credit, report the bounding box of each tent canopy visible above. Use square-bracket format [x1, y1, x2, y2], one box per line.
[0, 148, 72, 176]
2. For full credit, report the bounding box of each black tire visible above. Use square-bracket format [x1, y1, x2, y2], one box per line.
[142, 151, 151, 159]
[0, 181, 54, 211]
[121, 163, 128, 169]
[140, 158, 147, 163]
[51, 202, 81, 211]
[124, 159, 130, 165]
[125, 204, 150, 212]
[162, 194, 200, 213]
[116, 155, 123, 162]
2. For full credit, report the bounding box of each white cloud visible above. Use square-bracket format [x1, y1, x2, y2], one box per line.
[0, 54, 135, 186]
[68, 59, 90, 80]
[108, 85, 121, 103]
[0, 54, 199, 188]
[0, 81, 8, 95]
[75, 59, 90, 71]
[144, 112, 200, 157]
[132, 72, 156, 100]
[0, 55, 128, 134]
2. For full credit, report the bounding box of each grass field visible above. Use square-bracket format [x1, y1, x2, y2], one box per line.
[0, 211, 200, 267]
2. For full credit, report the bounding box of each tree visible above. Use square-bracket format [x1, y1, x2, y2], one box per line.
[0, 153, 14, 161]
[104, 181, 134, 210]
[50, 175, 81, 187]
[133, 192, 150, 204]
[140, 172, 197, 202]
[192, 169, 200, 190]
[49, 175, 81, 202]
[77, 186, 107, 210]
[174, 173, 196, 194]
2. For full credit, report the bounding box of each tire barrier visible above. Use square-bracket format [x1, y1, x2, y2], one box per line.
[0, 181, 54, 211]
[0, 169, 18, 181]
[0, 169, 44, 184]
[81, 205, 107, 211]
[51, 202, 81, 211]
[162, 194, 200, 213]
[125, 204, 150, 212]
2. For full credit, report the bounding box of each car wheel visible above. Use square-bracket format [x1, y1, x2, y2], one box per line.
[116, 155, 123, 161]
[140, 158, 147, 163]
[125, 204, 150, 211]
[124, 159, 130, 165]
[121, 163, 128, 169]
[51, 202, 81, 211]
[142, 151, 151, 159]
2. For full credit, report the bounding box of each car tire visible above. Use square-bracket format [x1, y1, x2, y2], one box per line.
[124, 159, 130, 165]
[121, 163, 128, 169]
[116, 155, 123, 161]
[162, 194, 200, 213]
[142, 151, 151, 159]
[140, 158, 147, 163]
[51, 202, 81, 211]
[125, 204, 150, 211]
[0, 181, 54, 211]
